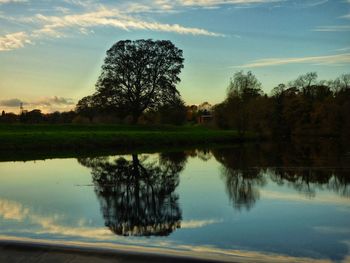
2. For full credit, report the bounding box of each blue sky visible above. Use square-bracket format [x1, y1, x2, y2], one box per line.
[0, 0, 349, 112]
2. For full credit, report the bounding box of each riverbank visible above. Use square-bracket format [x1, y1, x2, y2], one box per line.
[0, 240, 223, 263]
[0, 124, 256, 154]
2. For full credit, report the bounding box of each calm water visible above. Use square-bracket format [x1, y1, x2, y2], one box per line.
[0, 142, 349, 262]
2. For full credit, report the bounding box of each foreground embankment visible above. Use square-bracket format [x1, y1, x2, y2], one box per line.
[0, 241, 223, 263]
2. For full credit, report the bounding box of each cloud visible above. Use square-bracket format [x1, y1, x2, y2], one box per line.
[0, 4, 224, 52]
[0, 0, 26, 4]
[341, 13, 350, 19]
[0, 199, 29, 221]
[313, 226, 350, 234]
[35, 96, 75, 106]
[0, 32, 31, 51]
[298, 0, 328, 8]
[0, 97, 75, 113]
[31, 7, 223, 38]
[181, 219, 222, 228]
[314, 25, 350, 32]
[335, 47, 350, 52]
[129, 0, 283, 11]
[0, 98, 23, 107]
[261, 190, 350, 206]
[0, 0, 286, 51]
[235, 53, 350, 68]
[177, 0, 281, 7]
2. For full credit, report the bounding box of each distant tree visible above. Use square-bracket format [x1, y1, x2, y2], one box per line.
[95, 39, 184, 123]
[20, 109, 43, 123]
[330, 73, 350, 93]
[228, 71, 263, 101]
[218, 71, 264, 135]
[0, 112, 18, 123]
[289, 72, 318, 91]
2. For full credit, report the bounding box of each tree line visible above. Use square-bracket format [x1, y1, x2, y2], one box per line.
[214, 71, 350, 137]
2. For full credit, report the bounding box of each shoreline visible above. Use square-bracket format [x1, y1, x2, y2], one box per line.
[0, 238, 229, 263]
[0, 236, 330, 263]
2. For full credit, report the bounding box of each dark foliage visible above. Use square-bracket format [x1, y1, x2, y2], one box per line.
[76, 39, 185, 124]
[213, 72, 350, 137]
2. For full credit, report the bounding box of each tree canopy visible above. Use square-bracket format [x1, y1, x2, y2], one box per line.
[90, 39, 185, 123]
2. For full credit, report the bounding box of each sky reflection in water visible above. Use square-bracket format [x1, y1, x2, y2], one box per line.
[0, 142, 349, 262]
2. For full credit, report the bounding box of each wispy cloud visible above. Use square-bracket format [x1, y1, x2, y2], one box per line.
[314, 25, 350, 32]
[0, 0, 26, 4]
[340, 13, 350, 19]
[313, 226, 350, 234]
[177, 0, 281, 7]
[0, 4, 224, 51]
[335, 46, 350, 52]
[298, 0, 328, 8]
[261, 190, 350, 206]
[235, 53, 350, 68]
[32, 7, 224, 37]
[181, 219, 222, 228]
[0, 32, 31, 51]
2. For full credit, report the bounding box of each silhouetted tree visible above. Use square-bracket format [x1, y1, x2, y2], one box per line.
[214, 71, 265, 135]
[94, 39, 184, 123]
[20, 109, 43, 123]
[228, 71, 263, 101]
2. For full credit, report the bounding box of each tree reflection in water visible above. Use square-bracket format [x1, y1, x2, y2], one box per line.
[213, 140, 350, 210]
[78, 152, 187, 236]
[79, 140, 350, 231]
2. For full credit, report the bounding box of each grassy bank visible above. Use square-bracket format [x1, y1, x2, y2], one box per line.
[0, 124, 257, 157]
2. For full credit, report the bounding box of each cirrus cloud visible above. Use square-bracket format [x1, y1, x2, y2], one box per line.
[0, 4, 224, 52]
[235, 53, 350, 68]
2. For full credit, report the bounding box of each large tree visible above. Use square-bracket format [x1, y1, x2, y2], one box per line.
[95, 39, 184, 123]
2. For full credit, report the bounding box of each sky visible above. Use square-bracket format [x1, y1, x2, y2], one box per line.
[0, 0, 349, 113]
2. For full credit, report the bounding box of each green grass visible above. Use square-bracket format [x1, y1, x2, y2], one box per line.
[0, 124, 257, 155]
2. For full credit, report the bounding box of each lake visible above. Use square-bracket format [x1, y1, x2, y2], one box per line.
[0, 141, 349, 262]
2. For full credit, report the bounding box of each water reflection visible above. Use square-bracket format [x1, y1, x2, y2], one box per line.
[212, 141, 350, 210]
[1, 140, 349, 261]
[78, 140, 350, 237]
[78, 153, 186, 236]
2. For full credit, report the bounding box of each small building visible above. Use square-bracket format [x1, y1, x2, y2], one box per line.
[198, 114, 213, 124]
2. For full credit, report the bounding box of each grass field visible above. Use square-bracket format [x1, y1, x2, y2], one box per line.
[0, 124, 257, 156]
